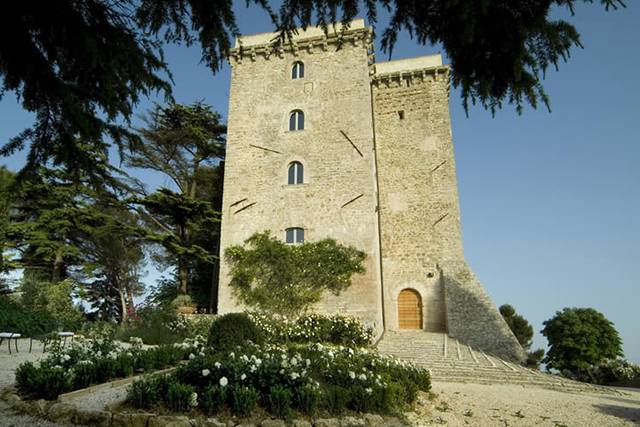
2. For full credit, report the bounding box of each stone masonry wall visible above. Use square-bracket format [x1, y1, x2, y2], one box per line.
[372, 71, 461, 332]
[441, 260, 526, 362]
[217, 27, 384, 332]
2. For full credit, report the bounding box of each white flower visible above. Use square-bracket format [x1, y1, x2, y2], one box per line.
[189, 392, 198, 407]
[365, 388, 373, 394]
[202, 369, 210, 377]
[219, 376, 228, 387]
[189, 353, 196, 360]
[305, 359, 311, 367]
[63, 354, 71, 361]
[214, 362, 221, 368]
[290, 372, 300, 380]
[358, 373, 367, 381]
[199, 351, 205, 357]
[348, 371, 356, 380]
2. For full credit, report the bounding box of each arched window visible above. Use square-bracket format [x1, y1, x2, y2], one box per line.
[291, 61, 304, 79]
[289, 110, 304, 131]
[288, 162, 304, 185]
[285, 227, 304, 244]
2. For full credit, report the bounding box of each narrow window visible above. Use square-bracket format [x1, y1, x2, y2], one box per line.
[288, 162, 304, 185]
[398, 110, 405, 120]
[289, 110, 304, 131]
[285, 227, 305, 244]
[291, 61, 304, 79]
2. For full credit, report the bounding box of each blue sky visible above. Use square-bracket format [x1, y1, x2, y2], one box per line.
[1, 2, 638, 362]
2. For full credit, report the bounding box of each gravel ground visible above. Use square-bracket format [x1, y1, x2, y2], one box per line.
[409, 381, 640, 426]
[0, 339, 72, 427]
[2, 340, 640, 426]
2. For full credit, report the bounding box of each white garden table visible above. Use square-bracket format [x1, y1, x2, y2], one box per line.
[0, 332, 21, 354]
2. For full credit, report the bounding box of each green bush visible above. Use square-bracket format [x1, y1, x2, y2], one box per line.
[295, 384, 320, 416]
[116, 306, 179, 345]
[201, 385, 227, 415]
[127, 377, 160, 410]
[267, 385, 293, 420]
[579, 358, 640, 385]
[324, 385, 350, 415]
[167, 382, 197, 412]
[248, 312, 373, 346]
[0, 296, 57, 336]
[15, 362, 71, 400]
[207, 313, 263, 352]
[229, 385, 258, 417]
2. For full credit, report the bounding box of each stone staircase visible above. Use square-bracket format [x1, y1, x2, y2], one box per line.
[377, 330, 615, 394]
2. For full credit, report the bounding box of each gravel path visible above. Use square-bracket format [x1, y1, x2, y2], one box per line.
[0, 339, 73, 427]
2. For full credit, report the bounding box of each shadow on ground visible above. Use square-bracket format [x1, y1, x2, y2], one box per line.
[593, 403, 640, 424]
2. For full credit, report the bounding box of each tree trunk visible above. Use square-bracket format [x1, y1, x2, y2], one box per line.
[52, 247, 64, 283]
[119, 288, 128, 323]
[178, 257, 188, 295]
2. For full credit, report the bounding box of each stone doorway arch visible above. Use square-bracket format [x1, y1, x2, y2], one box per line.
[397, 288, 423, 329]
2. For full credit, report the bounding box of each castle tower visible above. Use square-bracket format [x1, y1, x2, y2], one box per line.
[218, 20, 525, 363]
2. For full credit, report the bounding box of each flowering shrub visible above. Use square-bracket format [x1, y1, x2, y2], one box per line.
[15, 334, 205, 400]
[169, 314, 216, 339]
[248, 312, 374, 346]
[126, 341, 430, 417]
[574, 358, 640, 385]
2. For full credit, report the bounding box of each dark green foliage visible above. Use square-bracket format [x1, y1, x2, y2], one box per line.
[201, 385, 227, 415]
[541, 307, 623, 377]
[127, 377, 159, 410]
[207, 313, 264, 352]
[526, 349, 545, 370]
[167, 382, 197, 412]
[499, 304, 546, 370]
[0, 295, 57, 336]
[267, 385, 293, 420]
[1, 1, 626, 184]
[116, 305, 179, 345]
[578, 358, 640, 385]
[324, 385, 350, 415]
[226, 231, 366, 316]
[295, 385, 320, 416]
[229, 385, 258, 417]
[127, 103, 225, 298]
[16, 344, 187, 400]
[15, 362, 71, 400]
[499, 304, 534, 349]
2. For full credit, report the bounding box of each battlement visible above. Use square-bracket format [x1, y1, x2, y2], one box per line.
[229, 18, 372, 63]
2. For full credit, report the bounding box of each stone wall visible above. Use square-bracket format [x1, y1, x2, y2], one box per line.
[372, 65, 461, 332]
[217, 22, 384, 332]
[441, 260, 526, 362]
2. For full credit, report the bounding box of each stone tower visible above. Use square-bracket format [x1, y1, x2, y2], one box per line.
[218, 20, 525, 363]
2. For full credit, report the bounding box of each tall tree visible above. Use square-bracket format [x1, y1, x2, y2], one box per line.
[76, 205, 146, 322]
[0, 167, 15, 292]
[499, 304, 545, 369]
[127, 103, 225, 299]
[0, 1, 626, 178]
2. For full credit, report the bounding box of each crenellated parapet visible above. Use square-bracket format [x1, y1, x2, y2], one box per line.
[228, 18, 373, 65]
[372, 55, 451, 97]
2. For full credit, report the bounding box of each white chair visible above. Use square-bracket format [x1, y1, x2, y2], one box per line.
[0, 332, 21, 354]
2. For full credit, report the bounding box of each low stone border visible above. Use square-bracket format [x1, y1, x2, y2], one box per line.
[58, 366, 179, 402]
[1, 388, 406, 427]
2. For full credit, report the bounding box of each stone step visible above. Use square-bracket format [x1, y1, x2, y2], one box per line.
[376, 331, 616, 394]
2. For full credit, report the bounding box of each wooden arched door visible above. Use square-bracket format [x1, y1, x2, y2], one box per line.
[398, 289, 423, 329]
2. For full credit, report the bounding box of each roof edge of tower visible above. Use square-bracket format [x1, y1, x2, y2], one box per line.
[375, 54, 443, 74]
[228, 19, 372, 62]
